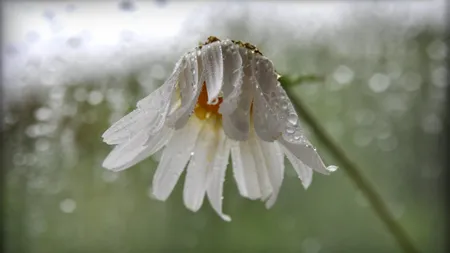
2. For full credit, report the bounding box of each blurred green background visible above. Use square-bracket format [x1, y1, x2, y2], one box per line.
[2, 1, 448, 253]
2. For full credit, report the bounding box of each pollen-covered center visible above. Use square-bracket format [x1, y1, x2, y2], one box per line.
[194, 82, 223, 120]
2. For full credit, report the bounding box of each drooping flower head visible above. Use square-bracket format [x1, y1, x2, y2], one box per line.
[102, 36, 336, 221]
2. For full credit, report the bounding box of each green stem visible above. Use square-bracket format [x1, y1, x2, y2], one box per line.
[280, 78, 420, 253]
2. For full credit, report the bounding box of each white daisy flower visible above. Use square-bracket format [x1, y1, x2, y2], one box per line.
[102, 36, 335, 221]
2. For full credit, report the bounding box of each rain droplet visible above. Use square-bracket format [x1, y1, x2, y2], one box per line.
[426, 39, 447, 61]
[287, 113, 298, 126]
[286, 127, 295, 134]
[59, 199, 76, 213]
[421, 114, 442, 134]
[326, 165, 338, 172]
[332, 65, 354, 84]
[88, 91, 104, 105]
[208, 98, 219, 105]
[301, 238, 322, 253]
[368, 73, 390, 93]
[431, 66, 447, 88]
[34, 107, 52, 121]
[102, 171, 119, 183]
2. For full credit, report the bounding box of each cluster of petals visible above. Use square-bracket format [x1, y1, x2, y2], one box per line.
[102, 37, 335, 221]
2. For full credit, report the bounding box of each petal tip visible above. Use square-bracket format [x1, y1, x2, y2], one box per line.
[221, 214, 232, 222]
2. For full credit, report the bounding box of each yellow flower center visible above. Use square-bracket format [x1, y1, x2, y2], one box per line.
[194, 83, 223, 120]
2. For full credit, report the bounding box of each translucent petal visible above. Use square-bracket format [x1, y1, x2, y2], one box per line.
[183, 118, 218, 212]
[102, 57, 185, 144]
[220, 40, 243, 99]
[220, 75, 254, 141]
[248, 130, 273, 201]
[166, 52, 202, 129]
[258, 140, 285, 209]
[275, 84, 309, 145]
[253, 85, 283, 142]
[102, 131, 148, 171]
[253, 55, 278, 94]
[253, 55, 283, 141]
[137, 56, 185, 110]
[231, 140, 261, 200]
[219, 47, 251, 116]
[152, 117, 203, 201]
[102, 108, 153, 145]
[282, 144, 313, 189]
[278, 138, 330, 175]
[206, 128, 232, 222]
[202, 41, 224, 103]
[102, 127, 173, 171]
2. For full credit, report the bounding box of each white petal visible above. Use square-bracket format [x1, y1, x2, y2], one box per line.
[206, 128, 232, 222]
[231, 140, 261, 200]
[258, 140, 285, 209]
[278, 138, 330, 175]
[282, 144, 313, 189]
[202, 41, 224, 103]
[102, 130, 148, 171]
[275, 84, 309, 145]
[137, 56, 185, 111]
[220, 75, 254, 141]
[248, 130, 273, 201]
[102, 57, 185, 144]
[102, 127, 173, 171]
[152, 117, 203, 201]
[253, 84, 283, 142]
[252, 55, 283, 142]
[166, 52, 202, 129]
[253, 55, 278, 94]
[221, 40, 243, 98]
[219, 47, 251, 116]
[221, 111, 249, 141]
[183, 118, 218, 212]
[272, 84, 330, 175]
[180, 52, 198, 106]
[102, 108, 151, 145]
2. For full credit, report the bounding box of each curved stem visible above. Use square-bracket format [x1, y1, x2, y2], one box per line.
[280, 78, 420, 253]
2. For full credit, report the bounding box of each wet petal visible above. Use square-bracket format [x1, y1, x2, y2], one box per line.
[231, 140, 261, 200]
[248, 130, 273, 201]
[166, 52, 202, 129]
[258, 140, 285, 209]
[102, 127, 173, 171]
[221, 75, 254, 140]
[278, 138, 329, 175]
[253, 84, 283, 142]
[253, 56, 283, 141]
[183, 118, 218, 212]
[221, 40, 243, 99]
[206, 128, 232, 222]
[282, 145, 313, 189]
[152, 117, 203, 201]
[202, 41, 224, 103]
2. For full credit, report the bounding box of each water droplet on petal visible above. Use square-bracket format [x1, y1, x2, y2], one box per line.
[287, 113, 298, 126]
[326, 165, 338, 172]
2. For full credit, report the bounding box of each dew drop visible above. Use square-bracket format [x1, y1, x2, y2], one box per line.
[208, 98, 219, 105]
[286, 127, 295, 134]
[287, 113, 298, 126]
[326, 165, 338, 172]
[59, 199, 76, 213]
[368, 73, 390, 93]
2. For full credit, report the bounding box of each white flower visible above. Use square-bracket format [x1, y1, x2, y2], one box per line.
[102, 36, 335, 221]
